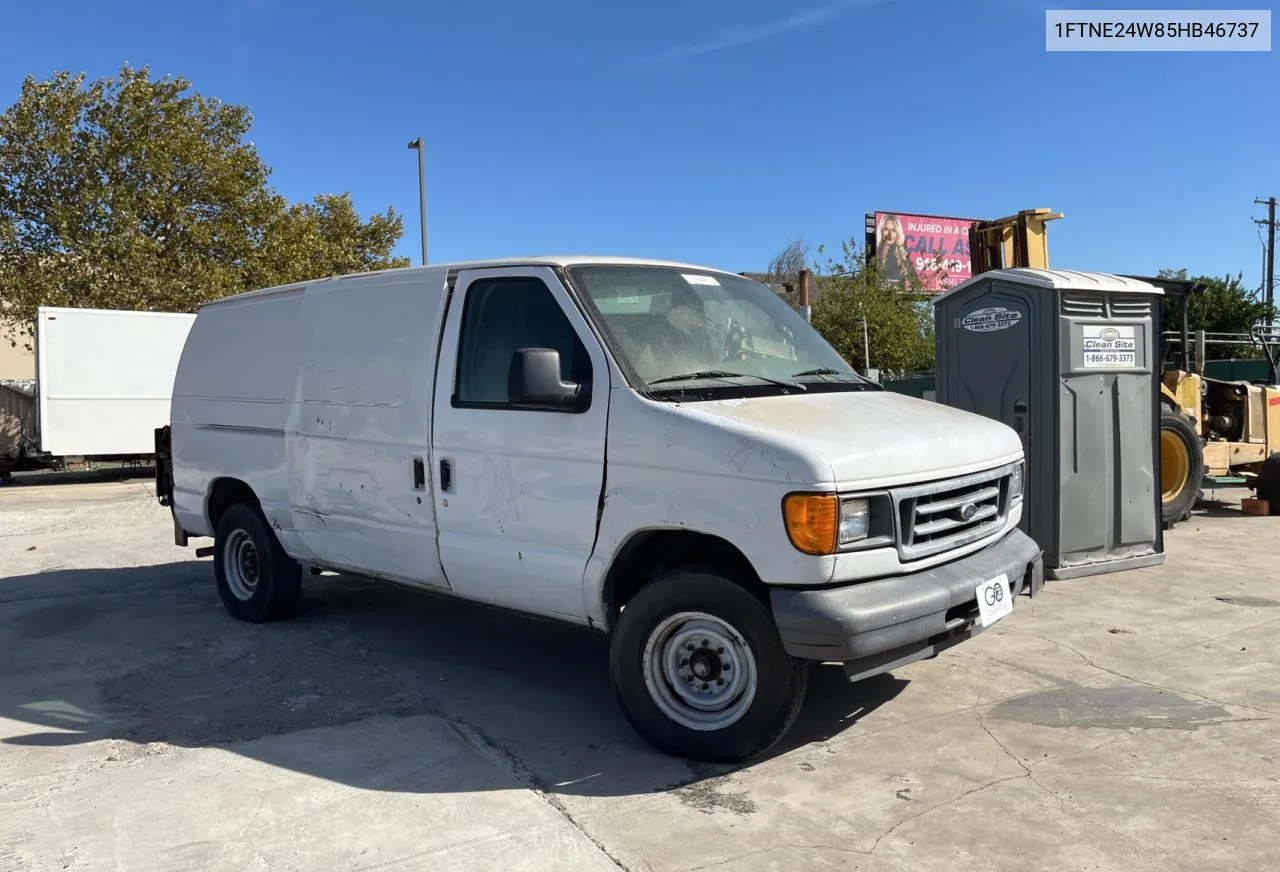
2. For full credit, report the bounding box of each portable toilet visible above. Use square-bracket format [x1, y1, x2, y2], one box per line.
[934, 269, 1165, 579]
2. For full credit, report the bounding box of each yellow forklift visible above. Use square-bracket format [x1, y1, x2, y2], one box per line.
[1149, 276, 1280, 521]
[969, 208, 1063, 273]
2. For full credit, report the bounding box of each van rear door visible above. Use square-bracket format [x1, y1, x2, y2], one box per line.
[431, 266, 609, 621]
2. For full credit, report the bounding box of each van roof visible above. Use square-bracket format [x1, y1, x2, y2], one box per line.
[202, 256, 741, 308]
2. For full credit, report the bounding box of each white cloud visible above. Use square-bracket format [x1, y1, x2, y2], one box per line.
[645, 0, 894, 64]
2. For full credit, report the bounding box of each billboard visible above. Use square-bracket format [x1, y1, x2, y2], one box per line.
[871, 211, 975, 292]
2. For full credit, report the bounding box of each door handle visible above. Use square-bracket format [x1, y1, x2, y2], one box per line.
[412, 457, 426, 490]
[439, 459, 453, 493]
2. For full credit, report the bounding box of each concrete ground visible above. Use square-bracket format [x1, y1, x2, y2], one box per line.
[1, 475, 1277, 872]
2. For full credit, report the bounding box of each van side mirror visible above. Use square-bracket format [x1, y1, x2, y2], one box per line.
[508, 348, 583, 410]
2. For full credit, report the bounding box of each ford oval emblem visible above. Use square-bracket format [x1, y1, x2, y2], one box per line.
[959, 502, 978, 522]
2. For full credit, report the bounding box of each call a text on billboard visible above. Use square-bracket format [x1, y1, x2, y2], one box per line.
[873, 211, 975, 292]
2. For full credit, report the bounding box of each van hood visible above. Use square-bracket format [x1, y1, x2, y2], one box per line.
[682, 390, 1023, 489]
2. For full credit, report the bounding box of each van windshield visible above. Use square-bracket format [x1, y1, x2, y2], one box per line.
[566, 265, 872, 397]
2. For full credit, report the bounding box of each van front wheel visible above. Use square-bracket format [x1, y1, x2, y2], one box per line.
[213, 502, 301, 623]
[609, 570, 808, 762]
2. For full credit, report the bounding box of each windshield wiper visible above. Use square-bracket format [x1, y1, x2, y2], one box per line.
[791, 367, 850, 377]
[648, 370, 739, 385]
[648, 370, 805, 390]
[790, 368, 883, 389]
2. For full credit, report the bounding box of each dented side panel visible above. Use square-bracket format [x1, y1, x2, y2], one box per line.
[170, 288, 304, 540]
[286, 269, 452, 588]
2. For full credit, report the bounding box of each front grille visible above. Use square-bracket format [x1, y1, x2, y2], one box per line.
[894, 466, 1012, 561]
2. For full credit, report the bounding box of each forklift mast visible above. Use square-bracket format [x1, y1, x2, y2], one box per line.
[969, 208, 1064, 273]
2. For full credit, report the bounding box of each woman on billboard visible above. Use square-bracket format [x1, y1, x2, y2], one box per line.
[876, 213, 913, 284]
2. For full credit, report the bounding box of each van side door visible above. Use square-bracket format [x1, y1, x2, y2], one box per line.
[288, 269, 451, 590]
[431, 266, 609, 621]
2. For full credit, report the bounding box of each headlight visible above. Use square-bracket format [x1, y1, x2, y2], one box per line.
[1010, 463, 1024, 502]
[839, 498, 870, 544]
[782, 494, 838, 555]
[782, 494, 876, 555]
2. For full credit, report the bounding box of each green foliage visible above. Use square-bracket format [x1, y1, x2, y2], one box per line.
[810, 239, 936, 373]
[247, 193, 409, 290]
[0, 65, 408, 345]
[1158, 268, 1276, 360]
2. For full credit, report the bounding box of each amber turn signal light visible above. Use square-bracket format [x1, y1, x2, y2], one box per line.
[782, 493, 838, 555]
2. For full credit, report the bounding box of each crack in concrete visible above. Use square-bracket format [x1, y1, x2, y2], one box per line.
[684, 842, 883, 871]
[1011, 631, 1280, 717]
[974, 703, 1066, 815]
[1170, 614, 1280, 651]
[841, 698, 1178, 868]
[866, 773, 1026, 855]
[860, 698, 1083, 855]
[445, 720, 633, 872]
[332, 619, 634, 872]
[971, 704, 1210, 867]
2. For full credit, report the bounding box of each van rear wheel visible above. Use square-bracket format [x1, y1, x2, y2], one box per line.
[213, 503, 302, 623]
[609, 570, 808, 763]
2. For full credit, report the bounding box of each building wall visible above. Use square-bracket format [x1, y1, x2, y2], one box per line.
[0, 331, 35, 380]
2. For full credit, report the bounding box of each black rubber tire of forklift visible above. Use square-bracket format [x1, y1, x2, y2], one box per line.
[1255, 453, 1280, 516]
[1160, 410, 1203, 527]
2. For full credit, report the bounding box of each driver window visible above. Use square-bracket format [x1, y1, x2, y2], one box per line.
[455, 277, 590, 407]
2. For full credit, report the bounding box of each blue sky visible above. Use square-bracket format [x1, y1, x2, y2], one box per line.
[3, 0, 1277, 289]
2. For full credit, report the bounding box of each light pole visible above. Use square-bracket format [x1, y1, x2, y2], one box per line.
[407, 137, 427, 265]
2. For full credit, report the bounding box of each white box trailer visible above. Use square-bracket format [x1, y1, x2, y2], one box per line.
[36, 306, 196, 457]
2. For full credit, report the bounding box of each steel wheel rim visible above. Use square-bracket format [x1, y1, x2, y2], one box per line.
[223, 530, 260, 601]
[1161, 429, 1190, 504]
[641, 611, 758, 732]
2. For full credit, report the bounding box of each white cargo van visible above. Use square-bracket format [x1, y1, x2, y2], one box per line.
[155, 257, 1043, 761]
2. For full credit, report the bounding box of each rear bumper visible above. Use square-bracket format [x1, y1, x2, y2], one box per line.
[770, 528, 1043, 680]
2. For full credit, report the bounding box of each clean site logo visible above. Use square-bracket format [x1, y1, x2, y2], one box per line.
[960, 306, 1023, 333]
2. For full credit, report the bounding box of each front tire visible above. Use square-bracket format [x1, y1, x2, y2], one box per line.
[1255, 453, 1280, 515]
[1160, 409, 1203, 526]
[213, 502, 302, 623]
[609, 569, 808, 763]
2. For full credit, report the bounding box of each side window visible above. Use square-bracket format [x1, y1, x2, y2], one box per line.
[455, 277, 591, 407]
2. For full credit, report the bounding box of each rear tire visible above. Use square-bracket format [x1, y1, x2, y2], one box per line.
[1160, 409, 1203, 527]
[1255, 453, 1280, 515]
[609, 569, 808, 763]
[213, 502, 302, 623]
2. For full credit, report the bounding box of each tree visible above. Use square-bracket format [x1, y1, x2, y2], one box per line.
[247, 193, 409, 291]
[1158, 268, 1276, 360]
[810, 239, 935, 373]
[767, 235, 809, 280]
[0, 65, 408, 346]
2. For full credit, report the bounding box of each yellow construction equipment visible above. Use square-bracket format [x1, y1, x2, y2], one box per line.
[969, 208, 1064, 274]
[1150, 277, 1280, 521]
